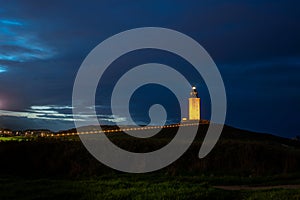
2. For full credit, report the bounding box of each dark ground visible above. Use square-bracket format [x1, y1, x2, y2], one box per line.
[1, 124, 300, 199]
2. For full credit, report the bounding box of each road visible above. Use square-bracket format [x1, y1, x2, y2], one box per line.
[214, 185, 300, 190]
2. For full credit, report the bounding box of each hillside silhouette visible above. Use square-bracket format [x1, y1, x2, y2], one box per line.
[0, 124, 300, 178]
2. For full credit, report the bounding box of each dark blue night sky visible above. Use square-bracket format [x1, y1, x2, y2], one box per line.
[0, 0, 299, 138]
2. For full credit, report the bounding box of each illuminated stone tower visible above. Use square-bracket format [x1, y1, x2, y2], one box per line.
[189, 86, 200, 120]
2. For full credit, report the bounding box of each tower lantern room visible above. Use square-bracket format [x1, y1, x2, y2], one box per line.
[190, 86, 198, 98]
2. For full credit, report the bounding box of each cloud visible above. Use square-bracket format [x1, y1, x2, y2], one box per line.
[0, 109, 75, 122]
[0, 18, 55, 71]
[30, 105, 73, 110]
[0, 105, 127, 124]
[0, 65, 7, 73]
[0, 19, 22, 26]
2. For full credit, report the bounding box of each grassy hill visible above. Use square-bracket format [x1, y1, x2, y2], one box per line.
[0, 124, 300, 177]
[0, 124, 300, 199]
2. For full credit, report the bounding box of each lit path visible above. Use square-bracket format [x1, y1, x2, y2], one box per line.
[41, 122, 207, 138]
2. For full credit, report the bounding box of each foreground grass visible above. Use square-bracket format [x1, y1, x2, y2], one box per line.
[0, 136, 28, 142]
[0, 175, 300, 200]
[0, 176, 230, 200]
[241, 189, 300, 200]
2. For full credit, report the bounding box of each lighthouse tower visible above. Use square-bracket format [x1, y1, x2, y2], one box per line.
[188, 86, 200, 121]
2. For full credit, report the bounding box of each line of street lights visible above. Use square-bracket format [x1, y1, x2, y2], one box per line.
[41, 122, 203, 138]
